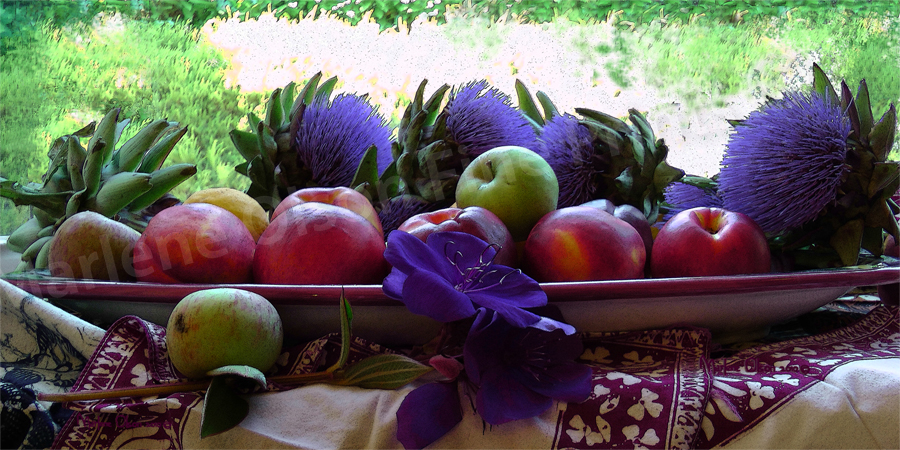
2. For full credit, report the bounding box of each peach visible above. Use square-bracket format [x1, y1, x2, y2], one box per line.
[133, 203, 255, 284]
[272, 186, 382, 235]
[254, 202, 389, 285]
[523, 206, 646, 282]
[397, 206, 518, 267]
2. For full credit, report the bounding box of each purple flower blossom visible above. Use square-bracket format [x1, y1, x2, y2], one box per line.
[661, 181, 724, 222]
[446, 80, 538, 156]
[382, 230, 546, 328]
[463, 308, 593, 425]
[396, 382, 462, 449]
[294, 93, 393, 187]
[718, 91, 851, 233]
[536, 114, 602, 208]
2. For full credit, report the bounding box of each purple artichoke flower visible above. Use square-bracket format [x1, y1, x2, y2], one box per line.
[446, 80, 538, 156]
[294, 93, 393, 187]
[536, 113, 598, 208]
[718, 91, 851, 233]
[661, 181, 724, 222]
[382, 230, 547, 328]
[463, 308, 593, 425]
[376, 195, 437, 235]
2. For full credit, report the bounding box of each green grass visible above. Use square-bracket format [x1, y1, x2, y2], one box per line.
[0, 18, 261, 235]
[1, 9, 897, 237]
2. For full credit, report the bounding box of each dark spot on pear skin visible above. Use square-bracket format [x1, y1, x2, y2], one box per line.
[172, 312, 187, 334]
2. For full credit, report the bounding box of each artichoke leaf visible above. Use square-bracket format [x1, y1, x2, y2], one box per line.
[516, 79, 545, 127]
[868, 103, 896, 162]
[264, 87, 285, 129]
[0, 179, 69, 217]
[855, 80, 874, 139]
[867, 161, 900, 198]
[350, 145, 380, 191]
[313, 76, 338, 104]
[652, 161, 686, 193]
[615, 167, 634, 194]
[292, 72, 323, 116]
[829, 219, 864, 266]
[860, 226, 884, 257]
[812, 63, 840, 107]
[576, 108, 632, 135]
[536, 91, 559, 121]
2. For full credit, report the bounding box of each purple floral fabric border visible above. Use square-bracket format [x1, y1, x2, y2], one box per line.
[697, 305, 899, 447]
[554, 327, 712, 449]
[51, 306, 899, 449]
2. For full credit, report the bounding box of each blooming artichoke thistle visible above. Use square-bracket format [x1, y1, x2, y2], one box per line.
[394, 79, 537, 205]
[230, 73, 392, 213]
[719, 63, 898, 267]
[294, 93, 393, 186]
[535, 108, 685, 222]
[660, 176, 723, 222]
[719, 90, 851, 233]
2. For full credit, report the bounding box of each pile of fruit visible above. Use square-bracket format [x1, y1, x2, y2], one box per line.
[2, 64, 898, 286]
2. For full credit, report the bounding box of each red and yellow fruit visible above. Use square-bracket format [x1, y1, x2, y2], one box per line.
[133, 203, 256, 284]
[254, 202, 389, 285]
[523, 206, 646, 282]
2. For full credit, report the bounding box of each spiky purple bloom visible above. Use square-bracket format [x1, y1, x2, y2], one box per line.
[661, 182, 724, 222]
[377, 195, 437, 235]
[718, 91, 851, 233]
[382, 230, 547, 328]
[463, 308, 592, 425]
[536, 113, 598, 208]
[445, 80, 538, 157]
[294, 93, 393, 187]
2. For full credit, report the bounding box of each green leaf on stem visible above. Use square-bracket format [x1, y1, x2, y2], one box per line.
[200, 376, 250, 439]
[327, 291, 353, 373]
[338, 354, 433, 389]
[206, 365, 268, 390]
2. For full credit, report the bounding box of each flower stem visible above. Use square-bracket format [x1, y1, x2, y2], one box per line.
[38, 371, 338, 403]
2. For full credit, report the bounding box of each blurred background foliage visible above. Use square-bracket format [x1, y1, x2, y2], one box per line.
[1, 0, 898, 235]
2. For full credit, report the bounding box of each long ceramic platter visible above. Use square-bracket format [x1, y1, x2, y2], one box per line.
[4, 265, 897, 345]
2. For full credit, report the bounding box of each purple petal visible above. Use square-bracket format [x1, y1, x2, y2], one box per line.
[424, 231, 497, 271]
[402, 268, 476, 323]
[529, 316, 577, 335]
[384, 231, 456, 280]
[463, 309, 507, 386]
[476, 373, 552, 425]
[382, 267, 408, 300]
[518, 362, 593, 404]
[466, 268, 546, 327]
[396, 382, 463, 449]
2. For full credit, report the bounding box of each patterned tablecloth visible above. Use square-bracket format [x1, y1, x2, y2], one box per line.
[1, 278, 898, 449]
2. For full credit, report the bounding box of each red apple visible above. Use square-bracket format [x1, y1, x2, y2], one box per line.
[272, 186, 382, 235]
[397, 206, 518, 267]
[254, 202, 389, 285]
[523, 206, 646, 282]
[133, 203, 256, 284]
[651, 207, 770, 278]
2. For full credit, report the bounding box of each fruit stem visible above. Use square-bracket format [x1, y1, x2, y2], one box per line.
[38, 380, 212, 402]
[38, 371, 337, 403]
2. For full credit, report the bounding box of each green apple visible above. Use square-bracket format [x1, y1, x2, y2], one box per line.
[166, 288, 284, 379]
[456, 146, 559, 242]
